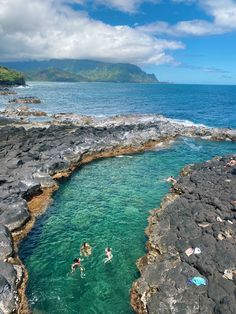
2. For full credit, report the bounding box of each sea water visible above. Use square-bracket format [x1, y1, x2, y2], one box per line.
[17, 82, 236, 314]
[1, 82, 236, 128]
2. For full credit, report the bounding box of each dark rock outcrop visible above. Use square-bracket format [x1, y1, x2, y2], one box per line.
[0, 88, 16, 96]
[9, 97, 41, 104]
[131, 155, 236, 314]
[0, 200, 30, 231]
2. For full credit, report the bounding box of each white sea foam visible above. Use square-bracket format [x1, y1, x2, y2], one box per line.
[116, 155, 133, 158]
[17, 85, 30, 89]
[170, 118, 209, 128]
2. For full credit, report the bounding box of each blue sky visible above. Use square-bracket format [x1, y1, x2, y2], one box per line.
[1, 0, 236, 84]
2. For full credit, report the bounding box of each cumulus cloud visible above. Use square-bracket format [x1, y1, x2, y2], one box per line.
[138, 0, 236, 36]
[0, 0, 184, 63]
[201, 0, 236, 28]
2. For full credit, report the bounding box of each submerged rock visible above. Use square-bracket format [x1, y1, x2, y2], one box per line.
[131, 155, 236, 314]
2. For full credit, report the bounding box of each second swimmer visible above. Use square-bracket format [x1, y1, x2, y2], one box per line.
[80, 242, 92, 257]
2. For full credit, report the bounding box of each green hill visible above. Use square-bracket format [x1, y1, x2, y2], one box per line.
[2, 59, 158, 83]
[25, 68, 88, 82]
[0, 66, 25, 86]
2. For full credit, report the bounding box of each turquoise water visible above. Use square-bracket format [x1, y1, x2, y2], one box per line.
[19, 138, 236, 314]
[1, 82, 236, 128]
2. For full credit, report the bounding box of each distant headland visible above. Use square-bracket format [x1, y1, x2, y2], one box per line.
[1, 59, 158, 83]
[0, 67, 25, 86]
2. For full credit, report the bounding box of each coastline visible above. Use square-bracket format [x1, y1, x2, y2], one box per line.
[0, 114, 235, 313]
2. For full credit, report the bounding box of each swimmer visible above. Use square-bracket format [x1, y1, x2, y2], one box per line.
[80, 242, 92, 257]
[104, 247, 113, 263]
[166, 176, 177, 184]
[71, 258, 85, 277]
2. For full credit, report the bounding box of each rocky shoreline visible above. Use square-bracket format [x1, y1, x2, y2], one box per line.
[0, 114, 235, 313]
[131, 155, 236, 314]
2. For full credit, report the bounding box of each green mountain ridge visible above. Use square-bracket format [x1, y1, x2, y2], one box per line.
[0, 66, 25, 86]
[1, 59, 158, 83]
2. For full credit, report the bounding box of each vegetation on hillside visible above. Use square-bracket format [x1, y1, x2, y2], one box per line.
[25, 68, 88, 82]
[0, 66, 25, 86]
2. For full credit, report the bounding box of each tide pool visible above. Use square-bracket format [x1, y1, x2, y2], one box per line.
[19, 138, 236, 314]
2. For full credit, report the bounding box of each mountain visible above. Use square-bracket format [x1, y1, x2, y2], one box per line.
[0, 66, 25, 86]
[1, 59, 158, 83]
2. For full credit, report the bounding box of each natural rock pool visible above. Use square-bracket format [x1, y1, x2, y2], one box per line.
[19, 138, 236, 314]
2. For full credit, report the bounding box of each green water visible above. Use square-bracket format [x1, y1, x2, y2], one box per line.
[19, 138, 236, 314]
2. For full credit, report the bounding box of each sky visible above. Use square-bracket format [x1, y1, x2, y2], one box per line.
[0, 0, 236, 84]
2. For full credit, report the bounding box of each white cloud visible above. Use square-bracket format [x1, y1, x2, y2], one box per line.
[91, 0, 160, 13]
[201, 0, 236, 28]
[61, 0, 160, 13]
[138, 19, 225, 36]
[92, 0, 144, 13]
[0, 0, 184, 64]
[138, 0, 236, 36]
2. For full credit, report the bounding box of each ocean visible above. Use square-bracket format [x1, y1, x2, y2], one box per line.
[17, 82, 236, 314]
[1, 82, 236, 128]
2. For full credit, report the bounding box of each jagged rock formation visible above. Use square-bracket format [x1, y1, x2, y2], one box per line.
[131, 155, 236, 314]
[0, 114, 235, 313]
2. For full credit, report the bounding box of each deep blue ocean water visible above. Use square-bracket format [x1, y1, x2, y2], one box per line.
[1, 82, 236, 128]
[16, 82, 236, 314]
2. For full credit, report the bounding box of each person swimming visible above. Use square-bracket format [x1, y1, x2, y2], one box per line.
[104, 247, 113, 263]
[71, 258, 85, 277]
[80, 242, 92, 257]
